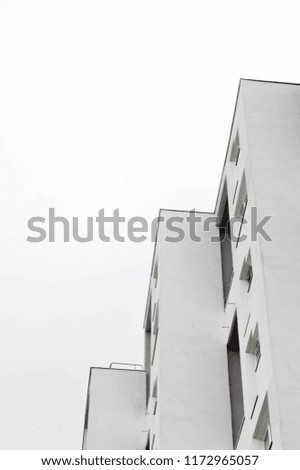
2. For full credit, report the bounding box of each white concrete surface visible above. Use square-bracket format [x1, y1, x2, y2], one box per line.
[216, 79, 300, 449]
[237, 80, 300, 449]
[145, 211, 233, 449]
[83, 368, 146, 449]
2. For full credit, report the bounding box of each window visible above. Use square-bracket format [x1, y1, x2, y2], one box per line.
[247, 264, 253, 292]
[151, 330, 159, 365]
[234, 173, 248, 246]
[234, 173, 248, 219]
[152, 379, 158, 415]
[144, 305, 151, 373]
[232, 180, 239, 204]
[263, 424, 272, 450]
[253, 394, 272, 449]
[248, 326, 260, 368]
[151, 434, 156, 450]
[145, 299, 159, 401]
[229, 131, 240, 166]
[152, 378, 158, 398]
[240, 250, 253, 292]
[227, 314, 245, 449]
[152, 301, 158, 321]
[243, 312, 251, 337]
[153, 304, 159, 335]
[254, 337, 261, 370]
[239, 194, 248, 220]
[151, 308, 159, 365]
[250, 395, 259, 420]
[84, 392, 90, 431]
[219, 184, 234, 305]
[153, 258, 159, 288]
[144, 299, 152, 402]
[145, 432, 150, 450]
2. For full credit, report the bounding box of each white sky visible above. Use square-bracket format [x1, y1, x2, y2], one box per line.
[0, 0, 299, 449]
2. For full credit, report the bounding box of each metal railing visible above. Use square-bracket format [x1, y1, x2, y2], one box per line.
[109, 362, 143, 370]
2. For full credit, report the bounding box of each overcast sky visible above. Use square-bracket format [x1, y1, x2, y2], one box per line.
[0, 0, 299, 449]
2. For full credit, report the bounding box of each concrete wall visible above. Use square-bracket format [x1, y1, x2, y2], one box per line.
[153, 210, 232, 449]
[215, 80, 282, 450]
[241, 80, 300, 449]
[214, 79, 300, 450]
[83, 368, 146, 449]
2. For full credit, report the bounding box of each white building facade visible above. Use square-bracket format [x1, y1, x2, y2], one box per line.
[83, 80, 300, 450]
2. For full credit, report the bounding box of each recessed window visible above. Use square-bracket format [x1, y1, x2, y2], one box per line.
[235, 173, 247, 217]
[219, 184, 234, 305]
[232, 180, 239, 204]
[240, 250, 253, 292]
[152, 301, 158, 321]
[151, 331, 158, 366]
[152, 378, 158, 398]
[145, 432, 150, 450]
[152, 380, 158, 416]
[243, 312, 251, 337]
[250, 395, 259, 420]
[254, 338, 261, 370]
[84, 392, 90, 431]
[144, 298, 152, 402]
[153, 258, 159, 287]
[227, 314, 245, 449]
[247, 265, 253, 292]
[151, 309, 159, 366]
[263, 424, 272, 450]
[253, 394, 272, 450]
[234, 173, 248, 246]
[153, 305, 159, 334]
[240, 194, 248, 219]
[246, 324, 261, 371]
[229, 131, 241, 166]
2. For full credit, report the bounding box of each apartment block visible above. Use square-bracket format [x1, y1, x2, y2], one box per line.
[82, 79, 300, 450]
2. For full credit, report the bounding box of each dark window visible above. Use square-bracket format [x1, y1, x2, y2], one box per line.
[232, 180, 239, 204]
[235, 194, 248, 247]
[145, 330, 151, 401]
[253, 394, 272, 449]
[250, 395, 259, 420]
[144, 300, 152, 403]
[151, 329, 159, 366]
[246, 324, 261, 371]
[263, 425, 273, 450]
[247, 264, 253, 292]
[234, 173, 248, 247]
[153, 259, 159, 288]
[240, 251, 253, 292]
[151, 307, 159, 365]
[229, 131, 240, 166]
[84, 393, 90, 431]
[145, 432, 150, 450]
[240, 194, 248, 219]
[220, 195, 234, 304]
[235, 147, 241, 166]
[227, 315, 245, 448]
[254, 338, 261, 370]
